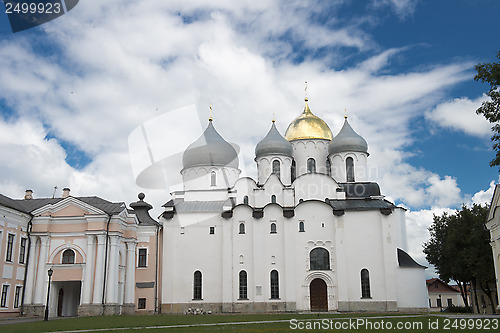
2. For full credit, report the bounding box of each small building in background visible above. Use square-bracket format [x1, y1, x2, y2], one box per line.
[426, 278, 467, 311]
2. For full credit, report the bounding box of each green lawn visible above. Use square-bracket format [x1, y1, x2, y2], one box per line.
[1, 313, 497, 332]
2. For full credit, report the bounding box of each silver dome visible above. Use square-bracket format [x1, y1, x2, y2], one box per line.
[329, 118, 368, 155]
[255, 121, 293, 158]
[182, 120, 239, 169]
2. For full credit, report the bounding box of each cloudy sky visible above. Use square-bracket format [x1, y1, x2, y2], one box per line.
[0, 0, 499, 276]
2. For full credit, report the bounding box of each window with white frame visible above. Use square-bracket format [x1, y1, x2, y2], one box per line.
[19, 237, 27, 264]
[14, 286, 22, 308]
[138, 248, 147, 268]
[1, 284, 9, 308]
[62, 249, 75, 264]
[6, 234, 15, 262]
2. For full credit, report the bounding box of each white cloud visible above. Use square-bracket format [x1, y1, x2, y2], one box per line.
[371, 0, 418, 20]
[426, 95, 492, 137]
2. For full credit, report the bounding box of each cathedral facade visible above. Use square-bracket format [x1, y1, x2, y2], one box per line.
[160, 98, 428, 313]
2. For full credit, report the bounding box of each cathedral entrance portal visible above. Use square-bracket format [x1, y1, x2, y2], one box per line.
[309, 278, 328, 311]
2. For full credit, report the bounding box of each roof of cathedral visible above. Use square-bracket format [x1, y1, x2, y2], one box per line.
[182, 120, 239, 169]
[0, 194, 126, 215]
[397, 248, 426, 268]
[284, 98, 333, 141]
[328, 117, 368, 155]
[255, 121, 293, 158]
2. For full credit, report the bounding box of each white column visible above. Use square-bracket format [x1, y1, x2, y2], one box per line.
[106, 236, 119, 303]
[81, 235, 95, 304]
[125, 241, 136, 304]
[23, 236, 38, 305]
[34, 236, 50, 304]
[92, 234, 106, 304]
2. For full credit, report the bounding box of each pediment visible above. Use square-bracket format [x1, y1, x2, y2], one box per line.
[32, 197, 106, 217]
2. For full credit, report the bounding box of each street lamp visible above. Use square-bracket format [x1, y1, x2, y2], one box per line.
[44, 268, 53, 321]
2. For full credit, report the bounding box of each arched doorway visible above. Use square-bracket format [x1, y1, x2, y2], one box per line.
[309, 278, 328, 311]
[57, 288, 64, 317]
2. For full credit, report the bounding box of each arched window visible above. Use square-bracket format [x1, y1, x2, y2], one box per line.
[361, 269, 371, 298]
[270, 270, 279, 299]
[272, 160, 280, 179]
[62, 249, 75, 264]
[291, 160, 296, 182]
[271, 195, 276, 204]
[270, 223, 277, 234]
[211, 171, 217, 186]
[239, 270, 248, 299]
[307, 158, 316, 173]
[346, 157, 355, 182]
[326, 159, 331, 176]
[243, 195, 249, 205]
[193, 271, 202, 300]
[239, 223, 245, 234]
[309, 248, 330, 270]
[299, 221, 305, 232]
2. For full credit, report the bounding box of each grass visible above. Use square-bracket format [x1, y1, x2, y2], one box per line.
[1, 313, 497, 332]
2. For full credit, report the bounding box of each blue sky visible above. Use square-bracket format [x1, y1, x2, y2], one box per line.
[0, 0, 499, 269]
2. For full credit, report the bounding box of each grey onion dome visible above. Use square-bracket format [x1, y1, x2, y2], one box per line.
[182, 120, 239, 169]
[328, 117, 368, 155]
[255, 121, 293, 158]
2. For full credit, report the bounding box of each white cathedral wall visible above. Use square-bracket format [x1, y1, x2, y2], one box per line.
[161, 196, 421, 312]
[291, 140, 330, 177]
[181, 167, 240, 192]
[256, 156, 292, 186]
[329, 152, 368, 183]
[293, 174, 340, 203]
[396, 268, 429, 309]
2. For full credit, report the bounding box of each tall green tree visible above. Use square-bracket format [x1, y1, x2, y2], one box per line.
[475, 51, 500, 167]
[423, 204, 496, 312]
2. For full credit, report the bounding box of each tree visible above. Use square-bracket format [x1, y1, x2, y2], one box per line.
[423, 204, 496, 312]
[475, 51, 500, 168]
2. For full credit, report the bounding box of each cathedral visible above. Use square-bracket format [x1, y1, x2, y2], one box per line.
[0, 97, 429, 318]
[160, 97, 428, 313]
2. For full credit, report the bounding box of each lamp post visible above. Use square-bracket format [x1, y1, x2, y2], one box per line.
[44, 268, 53, 321]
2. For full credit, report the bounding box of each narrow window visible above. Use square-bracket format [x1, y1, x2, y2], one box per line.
[272, 160, 280, 179]
[361, 269, 371, 298]
[193, 271, 202, 300]
[346, 157, 355, 182]
[270, 223, 277, 234]
[291, 160, 296, 182]
[307, 158, 316, 173]
[209, 226, 215, 235]
[310, 248, 330, 270]
[138, 298, 146, 309]
[239, 223, 245, 234]
[270, 270, 279, 299]
[211, 171, 216, 186]
[19, 238, 27, 264]
[299, 221, 305, 232]
[326, 159, 331, 176]
[436, 298, 442, 308]
[62, 249, 75, 264]
[138, 248, 147, 267]
[6, 234, 14, 262]
[14, 286, 22, 308]
[271, 195, 276, 204]
[1, 285, 9, 308]
[243, 195, 249, 205]
[239, 270, 248, 299]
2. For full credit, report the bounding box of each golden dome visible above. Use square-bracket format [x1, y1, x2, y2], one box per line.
[284, 98, 333, 141]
